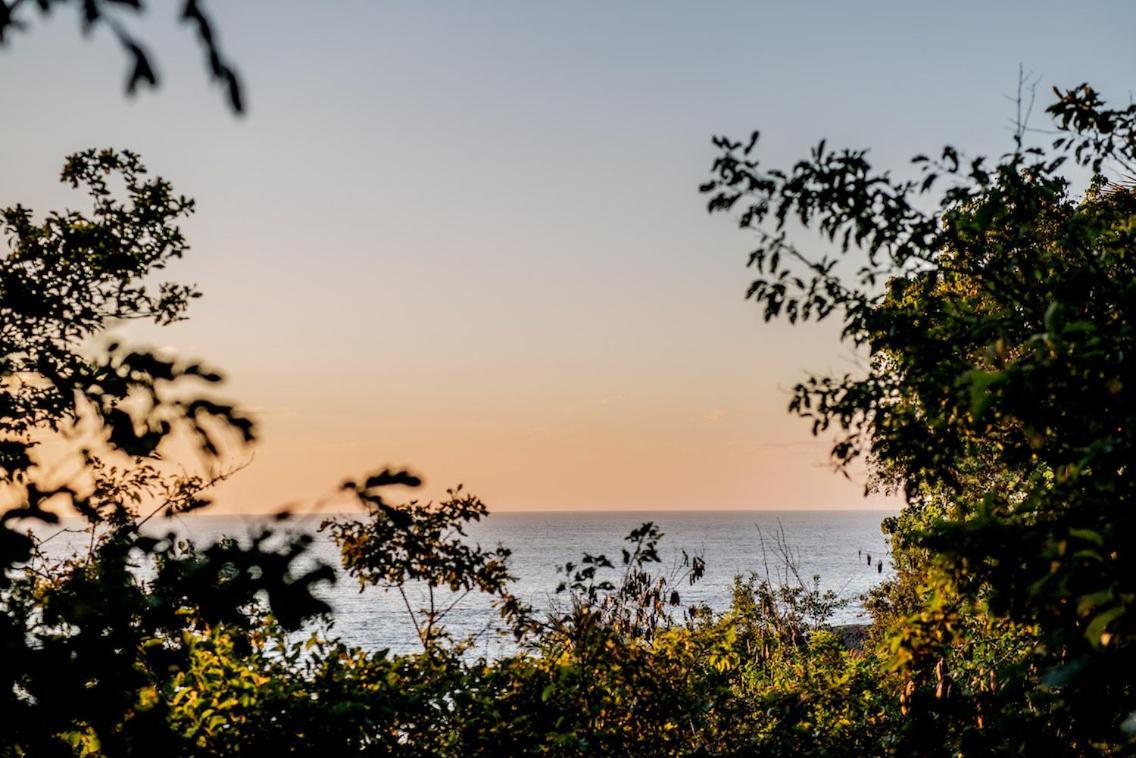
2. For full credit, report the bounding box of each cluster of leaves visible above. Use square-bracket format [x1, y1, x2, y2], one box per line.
[158, 490, 891, 756]
[8, 455, 896, 755]
[0, 0, 242, 111]
[549, 520, 705, 639]
[703, 82, 1136, 752]
[324, 475, 518, 650]
[0, 151, 336, 755]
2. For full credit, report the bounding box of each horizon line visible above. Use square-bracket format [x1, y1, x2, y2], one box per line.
[137, 506, 900, 518]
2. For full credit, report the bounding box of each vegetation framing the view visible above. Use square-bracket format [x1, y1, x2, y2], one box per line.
[2, 3, 1135, 755]
[0, 84, 1131, 754]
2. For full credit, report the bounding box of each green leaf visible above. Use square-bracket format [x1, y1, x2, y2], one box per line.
[963, 370, 1006, 420]
[1069, 527, 1104, 545]
[1086, 606, 1124, 647]
[1044, 301, 1065, 334]
[1076, 590, 1113, 616]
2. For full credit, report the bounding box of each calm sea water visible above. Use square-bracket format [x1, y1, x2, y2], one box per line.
[39, 510, 894, 655]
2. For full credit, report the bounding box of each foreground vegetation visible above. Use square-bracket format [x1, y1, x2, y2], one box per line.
[1, 80, 1135, 754]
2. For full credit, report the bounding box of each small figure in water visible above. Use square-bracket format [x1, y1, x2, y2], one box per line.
[866, 553, 872, 565]
[877, 559, 883, 573]
[858, 549, 862, 559]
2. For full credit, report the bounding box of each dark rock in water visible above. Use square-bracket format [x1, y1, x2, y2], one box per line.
[833, 624, 869, 652]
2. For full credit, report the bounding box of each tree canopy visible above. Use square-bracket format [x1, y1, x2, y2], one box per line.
[703, 82, 1136, 752]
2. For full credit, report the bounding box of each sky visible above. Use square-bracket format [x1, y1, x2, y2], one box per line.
[0, 1, 1133, 513]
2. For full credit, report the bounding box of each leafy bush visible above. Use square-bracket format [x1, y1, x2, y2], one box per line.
[703, 81, 1136, 752]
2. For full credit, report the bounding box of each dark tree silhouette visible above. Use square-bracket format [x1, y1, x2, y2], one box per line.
[704, 83, 1136, 751]
[0, 151, 335, 753]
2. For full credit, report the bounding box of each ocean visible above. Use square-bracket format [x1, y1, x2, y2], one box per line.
[38, 510, 894, 655]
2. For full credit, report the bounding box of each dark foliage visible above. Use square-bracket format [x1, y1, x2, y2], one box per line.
[0, 0, 242, 112]
[704, 82, 1136, 752]
[0, 151, 335, 755]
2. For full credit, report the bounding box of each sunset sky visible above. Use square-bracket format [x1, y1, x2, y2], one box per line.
[1, 1, 1132, 512]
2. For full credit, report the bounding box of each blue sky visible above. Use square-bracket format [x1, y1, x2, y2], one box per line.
[1, 1, 1132, 511]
